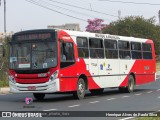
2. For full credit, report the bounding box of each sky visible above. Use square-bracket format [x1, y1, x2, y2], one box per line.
[0, 0, 160, 33]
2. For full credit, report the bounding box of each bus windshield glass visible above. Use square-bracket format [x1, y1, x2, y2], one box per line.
[9, 41, 57, 70]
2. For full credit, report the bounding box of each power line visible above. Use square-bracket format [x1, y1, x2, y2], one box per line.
[25, 0, 87, 22]
[47, 0, 118, 18]
[36, 0, 107, 20]
[99, 0, 160, 6]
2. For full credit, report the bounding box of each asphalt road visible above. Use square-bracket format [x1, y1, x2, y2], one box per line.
[0, 78, 160, 120]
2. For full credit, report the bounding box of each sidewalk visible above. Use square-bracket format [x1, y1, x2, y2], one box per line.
[0, 87, 10, 94]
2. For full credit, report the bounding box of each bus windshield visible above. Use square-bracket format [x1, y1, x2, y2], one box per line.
[9, 41, 57, 70]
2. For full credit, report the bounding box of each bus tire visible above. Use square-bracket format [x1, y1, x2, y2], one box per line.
[33, 93, 45, 100]
[73, 78, 86, 100]
[90, 88, 104, 95]
[126, 75, 135, 93]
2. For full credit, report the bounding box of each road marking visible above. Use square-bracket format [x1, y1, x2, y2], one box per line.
[122, 96, 130, 98]
[107, 98, 116, 101]
[90, 96, 98, 98]
[0, 93, 12, 96]
[147, 91, 153, 93]
[89, 101, 100, 104]
[68, 104, 80, 108]
[0, 94, 7, 95]
[119, 117, 135, 120]
[157, 89, 160, 91]
[43, 109, 57, 111]
[135, 93, 142, 95]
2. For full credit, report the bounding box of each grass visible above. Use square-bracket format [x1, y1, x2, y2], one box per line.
[136, 112, 160, 120]
[156, 61, 160, 72]
[136, 117, 160, 120]
[0, 80, 9, 88]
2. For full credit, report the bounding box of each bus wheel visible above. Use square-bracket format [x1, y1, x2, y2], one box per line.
[126, 75, 135, 93]
[73, 78, 86, 100]
[90, 88, 104, 95]
[33, 93, 45, 100]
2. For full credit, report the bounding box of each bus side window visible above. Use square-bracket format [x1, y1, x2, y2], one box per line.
[104, 39, 118, 59]
[60, 41, 75, 68]
[76, 37, 89, 58]
[118, 41, 131, 59]
[131, 42, 142, 59]
[89, 38, 104, 59]
[142, 43, 152, 59]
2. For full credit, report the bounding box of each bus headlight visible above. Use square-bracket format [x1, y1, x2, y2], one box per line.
[9, 75, 16, 84]
[49, 70, 58, 82]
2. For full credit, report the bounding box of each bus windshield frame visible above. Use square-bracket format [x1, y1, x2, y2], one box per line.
[9, 30, 58, 70]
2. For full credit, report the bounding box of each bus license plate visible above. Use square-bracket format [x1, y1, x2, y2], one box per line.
[28, 86, 36, 91]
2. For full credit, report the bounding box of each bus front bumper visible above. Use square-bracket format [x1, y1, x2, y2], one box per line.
[9, 79, 60, 93]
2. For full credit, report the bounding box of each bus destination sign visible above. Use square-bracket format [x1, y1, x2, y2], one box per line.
[15, 33, 52, 41]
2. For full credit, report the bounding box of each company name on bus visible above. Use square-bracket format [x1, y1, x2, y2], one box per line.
[95, 33, 120, 40]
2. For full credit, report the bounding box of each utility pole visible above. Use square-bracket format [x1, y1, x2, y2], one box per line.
[159, 10, 160, 25]
[118, 10, 121, 20]
[4, 0, 6, 39]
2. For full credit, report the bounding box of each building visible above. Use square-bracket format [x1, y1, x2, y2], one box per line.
[48, 23, 80, 31]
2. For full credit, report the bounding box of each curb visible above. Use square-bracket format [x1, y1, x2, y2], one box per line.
[0, 87, 10, 94]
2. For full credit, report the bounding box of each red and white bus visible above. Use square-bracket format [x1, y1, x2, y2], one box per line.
[9, 29, 156, 100]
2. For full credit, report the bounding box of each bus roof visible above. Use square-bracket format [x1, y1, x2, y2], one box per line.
[62, 30, 152, 43]
[12, 29, 153, 43]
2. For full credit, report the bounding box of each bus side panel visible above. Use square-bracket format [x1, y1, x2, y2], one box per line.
[120, 41, 156, 87]
[58, 30, 100, 92]
[59, 59, 101, 92]
[120, 60, 156, 87]
[136, 41, 156, 85]
[136, 60, 155, 85]
[59, 77, 77, 92]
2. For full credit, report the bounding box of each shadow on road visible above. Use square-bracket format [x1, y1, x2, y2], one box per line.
[33, 88, 152, 103]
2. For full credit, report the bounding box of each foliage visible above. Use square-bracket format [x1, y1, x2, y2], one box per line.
[156, 61, 160, 72]
[103, 16, 160, 54]
[136, 117, 160, 120]
[86, 18, 105, 33]
[0, 80, 9, 87]
[0, 37, 10, 84]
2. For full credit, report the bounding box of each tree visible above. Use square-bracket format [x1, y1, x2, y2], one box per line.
[0, 36, 10, 82]
[103, 16, 160, 54]
[86, 18, 105, 33]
